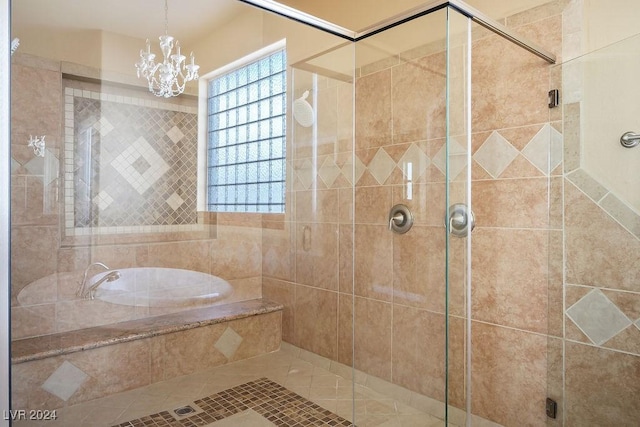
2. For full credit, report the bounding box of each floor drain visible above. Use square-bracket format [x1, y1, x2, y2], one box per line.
[174, 405, 196, 416]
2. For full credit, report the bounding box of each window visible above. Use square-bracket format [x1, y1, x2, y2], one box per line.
[206, 46, 286, 213]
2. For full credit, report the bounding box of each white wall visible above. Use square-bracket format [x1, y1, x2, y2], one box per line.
[580, 1, 640, 213]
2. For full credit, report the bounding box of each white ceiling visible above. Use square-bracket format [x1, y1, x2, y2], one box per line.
[11, 0, 249, 45]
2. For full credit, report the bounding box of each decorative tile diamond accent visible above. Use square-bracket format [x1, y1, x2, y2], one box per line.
[42, 361, 88, 401]
[368, 148, 396, 184]
[93, 190, 114, 211]
[295, 159, 314, 190]
[111, 137, 170, 195]
[521, 124, 563, 174]
[43, 149, 59, 186]
[23, 155, 44, 176]
[567, 289, 632, 345]
[432, 137, 467, 179]
[214, 327, 243, 359]
[474, 131, 519, 178]
[93, 117, 114, 137]
[166, 125, 184, 144]
[11, 158, 20, 174]
[399, 144, 430, 180]
[341, 155, 366, 185]
[166, 192, 184, 211]
[318, 156, 341, 188]
[131, 156, 152, 175]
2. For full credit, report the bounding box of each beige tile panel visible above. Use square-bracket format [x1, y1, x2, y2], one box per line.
[565, 342, 640, 426]
[390, 305, 447, 401]
[225, 277, 262, 304]
[471, 228, 549, 334]
[603, 289, 640, 322]
[471, 19, 557, 133]
[11, 63, 62, 138]
[391, 53, 446, 142]
[391, 182, 445, 228]
[295, 223, 339, 291]
[337, 293, 353, 367]
[11, 226, 59, 302]
[11, 304, 56, 340]
[355, 69, 392, 151]
[565, 181, 640, 291]
[152, 313, 281, 382]
[353, 296, 392, 383]
[548, 230, 564, 338]
[293, 285, 337, 360]
[354, 186, 392, 225]
[546, 337, 564, 426]
[55, 299, 139, 334]
[261, 226, 295, 282]
[563, 102, 581, 173]
[392, 225, 465, 315]
[472, 178, 550, 229]
[12, 339, 152, 410]
[210, 228, 262, 280]
[338, 224, 354, 295]
[354, 224, 393, 302]
[295, 189, 340, 223]
[262, 278, 295, 343]
[602, 325, 640, 355]
[471, 322, 547, 426]
[144, 240, 211, 273]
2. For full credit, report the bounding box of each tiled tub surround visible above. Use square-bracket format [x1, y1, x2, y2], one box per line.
[12, 299, 283, 410]
[12, 267, 260, 341]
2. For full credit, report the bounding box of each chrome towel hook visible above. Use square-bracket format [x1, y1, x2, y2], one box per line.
[620, 131, 640, 148]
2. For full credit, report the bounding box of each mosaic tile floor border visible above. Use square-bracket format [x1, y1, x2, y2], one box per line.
[112, 377, 353, 427]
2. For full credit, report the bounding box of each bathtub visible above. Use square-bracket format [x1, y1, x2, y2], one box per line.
[89, 267, 232, 308]
[12, 267, 281, 410]
[13, 267, 259, 340]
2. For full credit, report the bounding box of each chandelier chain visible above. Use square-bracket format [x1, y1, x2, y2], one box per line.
[164, 0, 168, 36]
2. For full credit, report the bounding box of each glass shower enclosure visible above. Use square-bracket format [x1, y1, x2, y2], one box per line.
[3, 0, 564, 426]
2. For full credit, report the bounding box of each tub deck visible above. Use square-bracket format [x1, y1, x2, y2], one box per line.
[12, 298, 282, 364]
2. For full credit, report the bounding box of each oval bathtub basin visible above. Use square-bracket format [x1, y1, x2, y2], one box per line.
[90, 268, 232, 308]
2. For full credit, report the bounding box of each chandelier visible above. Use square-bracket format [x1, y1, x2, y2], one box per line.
[135, 0, 199, 98]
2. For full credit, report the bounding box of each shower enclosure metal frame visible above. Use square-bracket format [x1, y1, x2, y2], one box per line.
[240, 0, 556, 64]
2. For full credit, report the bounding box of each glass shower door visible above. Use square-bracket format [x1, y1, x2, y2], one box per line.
[557, 33, 640, 426]
[445, 7, 472, 426]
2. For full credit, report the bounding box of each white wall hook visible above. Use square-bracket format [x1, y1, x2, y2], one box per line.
[27, 135, 45, 157]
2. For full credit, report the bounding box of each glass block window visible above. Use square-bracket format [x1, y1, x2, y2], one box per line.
[206, 49, 286, 213]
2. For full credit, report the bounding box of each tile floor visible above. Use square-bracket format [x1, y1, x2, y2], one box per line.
[13, 345, 447, 427]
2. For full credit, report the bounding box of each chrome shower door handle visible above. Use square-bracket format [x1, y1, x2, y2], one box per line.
[446, 203, 475, 238]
